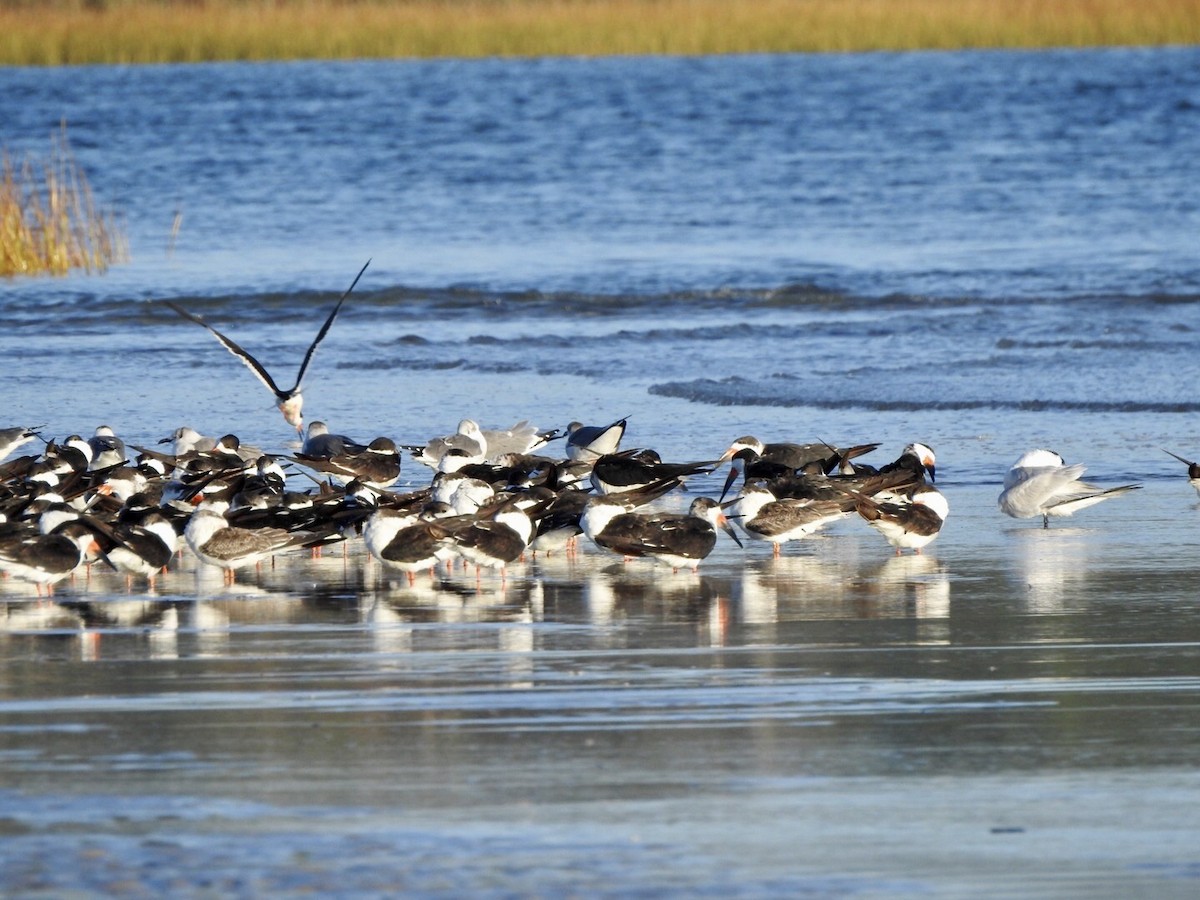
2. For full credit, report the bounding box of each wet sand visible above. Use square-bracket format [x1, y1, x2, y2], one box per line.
[2, 478, 1200, 896]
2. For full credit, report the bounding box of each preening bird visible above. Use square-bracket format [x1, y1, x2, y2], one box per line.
[998, 449, 1140, 527]
[165, 260, 369, 434]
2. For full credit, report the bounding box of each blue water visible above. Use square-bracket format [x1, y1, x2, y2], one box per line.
[4, 49, 1200, 299]
[2, 50, 1200, 463]
[3, 50, 1200, 895]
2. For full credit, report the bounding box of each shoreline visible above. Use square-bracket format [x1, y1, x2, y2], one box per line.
[1, 0, 1198, 66]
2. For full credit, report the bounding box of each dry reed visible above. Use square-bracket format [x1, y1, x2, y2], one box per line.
[0, 0, 1197, 65]
[0, 128, 130, 278]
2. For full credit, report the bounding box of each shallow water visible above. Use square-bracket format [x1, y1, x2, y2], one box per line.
[2, 49, 1200, 894]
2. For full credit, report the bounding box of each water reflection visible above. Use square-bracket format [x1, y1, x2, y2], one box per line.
[1005, 526, 1094, 613]
[0, 540, 959, 657]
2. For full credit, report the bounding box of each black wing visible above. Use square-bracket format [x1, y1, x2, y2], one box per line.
[291, 259, 370, 394]
[164, 300, 286, 400]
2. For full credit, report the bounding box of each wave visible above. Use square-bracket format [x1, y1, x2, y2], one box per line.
[7, 277, 1200, 336]
[649, 377, 1200, 413]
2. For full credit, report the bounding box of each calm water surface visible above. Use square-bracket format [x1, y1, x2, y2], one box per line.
[2, 49, 1200, 895]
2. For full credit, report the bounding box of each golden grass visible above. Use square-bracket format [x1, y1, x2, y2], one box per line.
[0, 0, 1197, 65]
[0, 128, 129, 278]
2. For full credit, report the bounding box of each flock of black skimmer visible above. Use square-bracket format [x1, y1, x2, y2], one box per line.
[0, 263, 1162, 596]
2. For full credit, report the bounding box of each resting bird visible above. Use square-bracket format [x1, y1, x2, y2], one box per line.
[998, 449, 1140, 527]
[165, 260, 368, 433]
[580, 495, 741, 572]
[852, 482, 948, 555]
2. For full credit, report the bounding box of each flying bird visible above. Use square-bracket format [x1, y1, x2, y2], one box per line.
[164, 260, 369, 433]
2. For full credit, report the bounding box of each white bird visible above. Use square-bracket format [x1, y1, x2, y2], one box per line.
[0, 425, 42, 461]
[165, 260, 368, 433]
[998, 449, 1141, 527]
[88, 425, 127, 469]
[406, 419, 488, 469]
[565, 417, 628, 462]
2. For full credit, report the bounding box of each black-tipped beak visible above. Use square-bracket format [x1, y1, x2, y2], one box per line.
[718, 512, 743, 548]
[926, 464, 936, 483]
[718, 466, 739, 503]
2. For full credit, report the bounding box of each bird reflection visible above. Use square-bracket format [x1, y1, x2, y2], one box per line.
[1007, 525, 1093, 614]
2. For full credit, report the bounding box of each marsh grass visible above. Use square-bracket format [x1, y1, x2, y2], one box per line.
[0, 128, 129, 278]
[0, 0, 1197, 65]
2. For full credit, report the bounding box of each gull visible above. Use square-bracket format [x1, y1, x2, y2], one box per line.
[88, 425, 127, 470]
[565, 417, 628, 463]
[0, 426, 42, 461]
[998, 449, 1141, 527]
[405, 419, 488, 469]
[164, 259, 369, 433]
[160, 426, 216, 457]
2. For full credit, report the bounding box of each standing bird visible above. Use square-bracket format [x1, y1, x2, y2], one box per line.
[164, 259, 369, 434]
[184, 501, 315, 583]
[0, 519, 104, 596]
[998, 449, 1140, 527]
[852, 483, 949, 555]
[290, 437, 402, 490]
[727, 484, 849, 556]
[565, 417, 628, 463]
[580, 495, 741, 572]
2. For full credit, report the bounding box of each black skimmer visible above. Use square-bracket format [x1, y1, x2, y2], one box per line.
[565, 417, 628, 463]
[875, 442, 937, 483]
[526, 486, 590, 555]
[1163, 449, 1200, 496]
[580, 495, 740, 572]
[164, 259, 369, 433]
[439, 500, 537, 576]
[290, 437, 402, 490]
[0, 426, 42, 461]
[363, 502, 456, 584]
[94, 501, 178, 588]
[184, 502, 315, 582]
[727, 484, 848, 556]
[302, 421, 368, 459]
[0, 519, 104, 596]
[590, 449, 715, 495]
[998, 449, 1141, 528]
[718, 436, 863, 474]
[852, 482, 949, 554]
